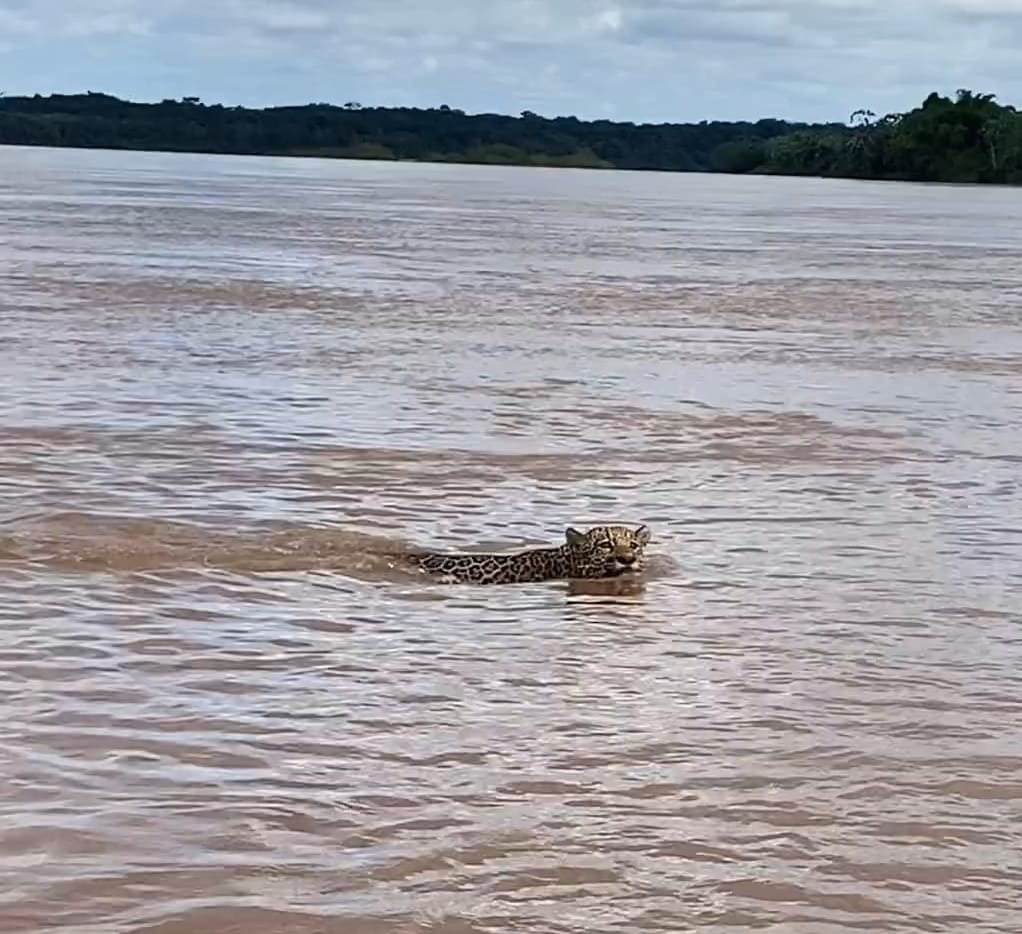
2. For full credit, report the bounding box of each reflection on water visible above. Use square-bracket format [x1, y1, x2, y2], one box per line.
[1, 145, 1021, 933]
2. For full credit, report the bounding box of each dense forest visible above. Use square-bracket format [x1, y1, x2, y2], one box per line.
[1, 89, 1020, 183]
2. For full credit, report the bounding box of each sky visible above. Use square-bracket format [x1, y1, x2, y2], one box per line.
[1, 0, 1022, 124]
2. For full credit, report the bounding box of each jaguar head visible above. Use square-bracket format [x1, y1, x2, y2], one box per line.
[563, 524, 651, 578]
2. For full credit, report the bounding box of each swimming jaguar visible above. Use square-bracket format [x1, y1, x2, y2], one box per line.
[399, 523, 651, 585]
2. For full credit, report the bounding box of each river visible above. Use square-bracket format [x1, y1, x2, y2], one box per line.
[1, 146, 1020, 932]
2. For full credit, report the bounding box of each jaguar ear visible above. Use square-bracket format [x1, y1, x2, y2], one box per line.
[565, 527, 586, 546]
[634, 524, 651, 544]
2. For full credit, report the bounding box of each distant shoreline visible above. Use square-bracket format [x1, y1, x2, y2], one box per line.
[2, 139, 614, 169]
[2, 90, 1020, 185]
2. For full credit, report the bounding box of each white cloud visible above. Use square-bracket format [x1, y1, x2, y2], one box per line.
[0, 0, 152, 36]
[0, 0, 1021, 121]
[240, 1, 332, 32]
[939, 0, 1022, 15]
[591, 8, 624, 31]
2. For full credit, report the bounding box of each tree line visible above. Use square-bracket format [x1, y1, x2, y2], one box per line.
[1, 89, 1019, 183]
[749, 90, 1022, 184]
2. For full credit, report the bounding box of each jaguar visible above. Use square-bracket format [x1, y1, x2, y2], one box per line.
[399, 523, 651, 585]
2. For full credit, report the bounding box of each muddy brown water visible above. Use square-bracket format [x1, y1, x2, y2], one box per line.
[1, 145, 1021, 933]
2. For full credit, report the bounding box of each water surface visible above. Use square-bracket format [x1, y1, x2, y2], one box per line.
[1, 146, 1021, 933]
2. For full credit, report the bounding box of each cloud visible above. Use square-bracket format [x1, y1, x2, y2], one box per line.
[0, 0, 151, 36]
[940, 0, 1022, 17]
[0, 0, 1021, 122]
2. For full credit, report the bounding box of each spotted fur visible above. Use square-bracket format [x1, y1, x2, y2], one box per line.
[402, 524, 651, 585]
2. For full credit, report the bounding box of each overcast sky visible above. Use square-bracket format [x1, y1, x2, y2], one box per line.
[1, 1, 1021, 123]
